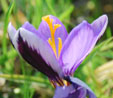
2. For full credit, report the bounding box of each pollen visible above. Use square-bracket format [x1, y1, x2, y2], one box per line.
[42, 15, 62, 58]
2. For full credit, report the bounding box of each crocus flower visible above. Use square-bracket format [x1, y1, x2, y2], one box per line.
[8, 15, 108, 98]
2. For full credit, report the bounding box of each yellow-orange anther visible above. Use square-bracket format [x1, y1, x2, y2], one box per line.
[63, 80, 70, 86]
[48, 38, 57, 56]
[58, 38, 62, 57]
[42, 15, 62, 58]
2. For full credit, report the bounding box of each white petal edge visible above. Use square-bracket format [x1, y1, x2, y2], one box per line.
[8, 22, 16, 43]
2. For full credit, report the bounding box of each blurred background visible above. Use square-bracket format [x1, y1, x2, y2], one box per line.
[0, 0, 113, 98]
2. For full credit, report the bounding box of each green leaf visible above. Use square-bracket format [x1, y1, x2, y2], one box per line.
[32, 0, 43, 28]
[59, 5, 74, 21]
[82, 37, 113, 65]
[98, 50, 113, 59]
[45, 0, 56, 16]
[106, 26, 112, 38]
[2, 1, 14, 55]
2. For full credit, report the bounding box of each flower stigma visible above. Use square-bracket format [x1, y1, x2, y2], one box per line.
[42, 15, 62, 58]
[42, 16, 70, 88]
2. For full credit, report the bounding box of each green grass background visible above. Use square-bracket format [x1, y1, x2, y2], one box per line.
[0, 0, 113, 98]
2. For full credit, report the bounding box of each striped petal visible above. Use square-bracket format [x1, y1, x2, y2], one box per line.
[8, 23, 63, 81]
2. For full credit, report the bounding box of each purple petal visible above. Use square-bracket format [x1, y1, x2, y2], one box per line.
[66, 87, 87, 98]
[38, 15, 68, 55]
[59, 15, 108, 75]
[12, 27, 63, 81]
[22, 21, 39, 35]
[66, 77, 95, 95]
[54, 77, 96, 98]
[91, 15, 108, 38]
[66, 77, 97, 98]
[38, 20, 50, 39]
[54, 85, 75, 98]
[54, 85, 87, 98]
[59, 21, 94, 75]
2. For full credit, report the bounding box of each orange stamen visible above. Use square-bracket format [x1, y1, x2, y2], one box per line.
[42, 15, 62, 58]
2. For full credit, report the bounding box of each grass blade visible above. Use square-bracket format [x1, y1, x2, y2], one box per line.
[2, 1, 14, 55]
